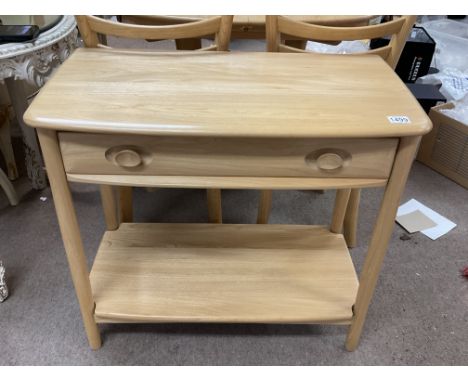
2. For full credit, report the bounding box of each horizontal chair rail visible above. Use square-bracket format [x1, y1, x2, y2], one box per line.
[279, 43, 392, 61]
[277, 16, 405, 41]
[85, 15, 222, 40]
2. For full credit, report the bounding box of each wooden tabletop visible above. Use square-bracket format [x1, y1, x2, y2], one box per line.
[25, 48, 431, 138]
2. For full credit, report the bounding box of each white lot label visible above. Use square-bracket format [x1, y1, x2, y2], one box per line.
[387, 116, 411, 124]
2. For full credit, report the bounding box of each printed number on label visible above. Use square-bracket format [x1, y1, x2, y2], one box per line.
[387, 116, 411, 124]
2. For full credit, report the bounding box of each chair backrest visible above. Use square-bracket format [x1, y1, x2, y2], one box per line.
[120, 15, 203, 26]
[75, 15, 233, 51]
[266, 15, 416, 69]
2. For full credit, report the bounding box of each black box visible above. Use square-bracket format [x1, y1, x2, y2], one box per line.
[406, 83, 446, 113]
[371, 26, 436, 83]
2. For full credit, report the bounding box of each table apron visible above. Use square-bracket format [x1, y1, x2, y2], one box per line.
[58, 133, 398, 182]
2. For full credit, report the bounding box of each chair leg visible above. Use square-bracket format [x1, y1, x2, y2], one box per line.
[207, 189, 222, 223]
[330, 189, 351, 233]
[257, 190, 272, 224]
[99, 185, 119, 230]
[119, 186, 133, 223]
[343, 189, 361, 248]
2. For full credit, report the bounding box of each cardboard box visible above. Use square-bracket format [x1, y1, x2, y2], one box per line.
[371, 26, 436, 83]
[417, 103, 468, 188]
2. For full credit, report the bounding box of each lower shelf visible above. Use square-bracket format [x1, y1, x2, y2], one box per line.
[90, 223, 359, 324]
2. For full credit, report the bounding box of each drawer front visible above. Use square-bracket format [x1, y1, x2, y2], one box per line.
[59, 133, 398, 179]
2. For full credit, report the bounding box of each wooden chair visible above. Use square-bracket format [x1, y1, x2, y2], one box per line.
[262, 15, 416, 247]
[75, 15, 233, 227]
[120, 16, 208, 50]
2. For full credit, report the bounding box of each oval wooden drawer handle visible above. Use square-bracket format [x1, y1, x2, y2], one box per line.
[316, 152, 344, 171]
[113, 149, 142, 168]
[305, 148, 351, 172]
[105, 146, 147, 169]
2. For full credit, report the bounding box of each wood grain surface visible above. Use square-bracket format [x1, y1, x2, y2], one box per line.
[90, 223, 359, 324]
[24, 49, 431, 138]
[58, 133, 398, 179]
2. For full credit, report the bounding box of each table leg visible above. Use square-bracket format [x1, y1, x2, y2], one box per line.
[37, 128, 101, 349]
[346, 136, 420, 351]
[5, 77, 47, 190]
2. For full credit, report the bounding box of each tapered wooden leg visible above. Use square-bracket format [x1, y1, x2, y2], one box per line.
[119, 186, 133, 223]
[257, 190, 272, 224]
[343, 189, 361, 248]
[207, 189, 222, 223]
[37, 128, 101, 350]
[346, 137, 420, 351]
[99, 185, 119, 230]
[330, 189, 351, 233]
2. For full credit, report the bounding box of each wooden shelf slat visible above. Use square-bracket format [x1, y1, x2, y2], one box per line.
[90, 223, 359, 324]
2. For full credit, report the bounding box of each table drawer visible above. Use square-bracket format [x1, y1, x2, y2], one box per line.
[58, 133, 398, 179]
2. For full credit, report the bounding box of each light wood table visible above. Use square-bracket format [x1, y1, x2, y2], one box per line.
[24, 48, 431, 351]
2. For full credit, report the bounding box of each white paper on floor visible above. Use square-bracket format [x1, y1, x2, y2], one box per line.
[396, 199, 457, 240]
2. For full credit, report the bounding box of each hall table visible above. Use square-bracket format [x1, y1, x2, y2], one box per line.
[24, 48, 431, 351]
